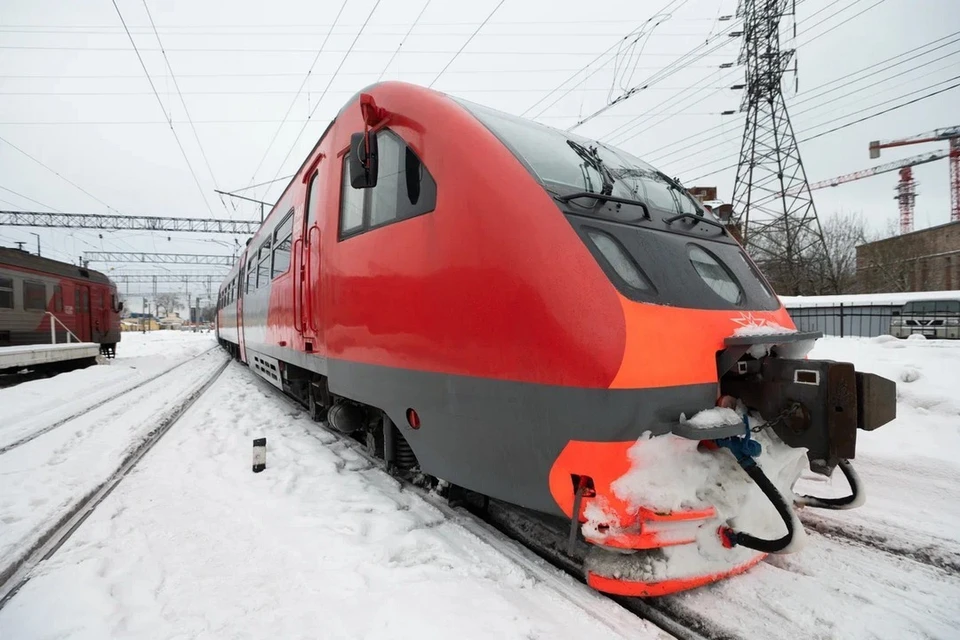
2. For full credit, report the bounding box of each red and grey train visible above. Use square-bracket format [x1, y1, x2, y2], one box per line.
[0, 246, 121, 360]
[217, 82, 895, 596]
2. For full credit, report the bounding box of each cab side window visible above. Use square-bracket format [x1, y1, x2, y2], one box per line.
[339, 129, 437, 239]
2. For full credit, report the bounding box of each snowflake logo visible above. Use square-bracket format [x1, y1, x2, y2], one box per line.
[730, 312, 773, 329]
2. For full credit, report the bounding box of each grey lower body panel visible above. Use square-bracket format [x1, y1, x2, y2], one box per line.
[327, 358, 717, 517]
[246, 340, 328, 377]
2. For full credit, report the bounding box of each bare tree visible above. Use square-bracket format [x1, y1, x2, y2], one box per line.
[820, 210, 869, 294]
[747, 210, 872, 295]
[154, 292, 181, 317]
[855, 220, 911, 293]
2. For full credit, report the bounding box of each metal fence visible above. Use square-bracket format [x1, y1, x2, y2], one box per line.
[785, 304, 897, 338]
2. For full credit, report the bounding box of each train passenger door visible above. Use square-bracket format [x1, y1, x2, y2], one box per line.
[237, 256, 248, 362]
[298, 163, 324, 351]
[75, 285, 91, 342]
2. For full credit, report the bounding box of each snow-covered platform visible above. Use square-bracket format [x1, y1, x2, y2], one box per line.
[0, 343, 100, 372]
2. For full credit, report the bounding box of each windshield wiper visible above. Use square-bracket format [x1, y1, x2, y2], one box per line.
[663, 212, 727, 235]
[567, 140, 615, 196]
[555, 191, 650, 218]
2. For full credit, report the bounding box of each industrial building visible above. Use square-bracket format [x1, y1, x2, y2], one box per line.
[856, 219, 960, 292]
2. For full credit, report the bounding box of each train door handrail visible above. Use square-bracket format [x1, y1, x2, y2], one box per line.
[292, 237, 304, 334]
[307, 225, 321, 333]
[45, 311, 81, 344]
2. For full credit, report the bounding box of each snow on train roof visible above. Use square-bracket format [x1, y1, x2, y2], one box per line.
[781, 290, 960, 307]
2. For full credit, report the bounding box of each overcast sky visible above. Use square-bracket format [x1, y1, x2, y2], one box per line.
[1, 0, 958, 303]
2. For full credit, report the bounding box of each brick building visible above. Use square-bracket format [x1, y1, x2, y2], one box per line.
[856, 220, 960, 293]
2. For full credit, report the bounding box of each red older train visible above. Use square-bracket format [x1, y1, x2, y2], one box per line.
[0, 246, 121, 357]
[217, 82, 895, 596]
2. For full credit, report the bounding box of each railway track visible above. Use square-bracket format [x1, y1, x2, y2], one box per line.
[0, 357, 229, 608]
[799, 512, 960, 574]
[256, 369, 960, 639]
[258, 375, 712, 640]
[0, 345, 219, 455]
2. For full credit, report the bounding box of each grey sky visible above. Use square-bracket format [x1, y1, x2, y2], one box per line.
[1, 0, 958, 304]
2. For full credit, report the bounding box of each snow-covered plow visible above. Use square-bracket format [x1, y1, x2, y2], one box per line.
[578, 330, 897, 597]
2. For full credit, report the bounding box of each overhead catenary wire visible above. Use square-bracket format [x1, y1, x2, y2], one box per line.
[568, 8, 740, 131]
[650, 47, 960, 171]
[141, 0, 228, 214]
[640, 30, 960, 167]
[798, 0, 888, 45]
[567, 0, 856, 144]
[109, 0, 215, 217]
[0, 185, 64, 212]
[681, 78, 960, 183]
[0, 135, 123, 214]
[603, 64, 743, 146]
[0, 65, 721, 79]
[428, 0, 505, 88]
[665, 67, 960, 177]
[519, 0, 692, 119]
[258, 0, 382, 204]
[0, 45, 714, 56]
[0, 17, 725, 29]
[595, 0, 847, 144]
[378, 1, 431, 82]
[0, 112, 724, 126]
[798, 77, 960, 143]
[0, 86, 740, 96]
[242, 0, 349, 198]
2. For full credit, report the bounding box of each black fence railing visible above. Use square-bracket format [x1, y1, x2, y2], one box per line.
[785, 304, 896, 338]
[785, 304, 960, 338]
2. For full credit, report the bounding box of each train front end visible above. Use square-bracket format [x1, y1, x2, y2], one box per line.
[455, 97, 898, 596]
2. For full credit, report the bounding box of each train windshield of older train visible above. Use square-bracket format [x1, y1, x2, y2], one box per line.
[455, 97, 711, 222]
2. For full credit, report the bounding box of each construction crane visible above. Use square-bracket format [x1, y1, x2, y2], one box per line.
[804, 150, 950, 235]
[869, 126, 960, 233]
[766, 150, 949, 234]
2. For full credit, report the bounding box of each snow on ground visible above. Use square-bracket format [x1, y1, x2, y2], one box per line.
[781, 290, 960, 307]
[0, 363, 660, 640]
[794, 335, 960, 568]
[0, 343, 225, 585]
[635, 336, 960, 639]
[0, 330, 215, 449]
[1, 334, 959, 639]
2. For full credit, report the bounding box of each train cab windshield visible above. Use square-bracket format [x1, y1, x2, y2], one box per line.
[455, 96, 780, 312]
[454, 97, 711, 225]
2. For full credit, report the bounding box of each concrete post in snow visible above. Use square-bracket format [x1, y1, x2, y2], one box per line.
[253, 437, 266, 473]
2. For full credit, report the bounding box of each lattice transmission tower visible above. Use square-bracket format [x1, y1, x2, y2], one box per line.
[731, 0, 830, 294]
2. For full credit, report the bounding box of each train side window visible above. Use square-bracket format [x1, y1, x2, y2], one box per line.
[0, 277, 13, 309]
[340, 156, 364, 236]
[81, 288, 90, 312]
[54, 285, 64, 312]
[339, 129, 436, 240]
[257, 239, 272, 287]
[272, 210, 294, 278]
[24, 281, 47, 311]
[368, 131, 436, 228]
